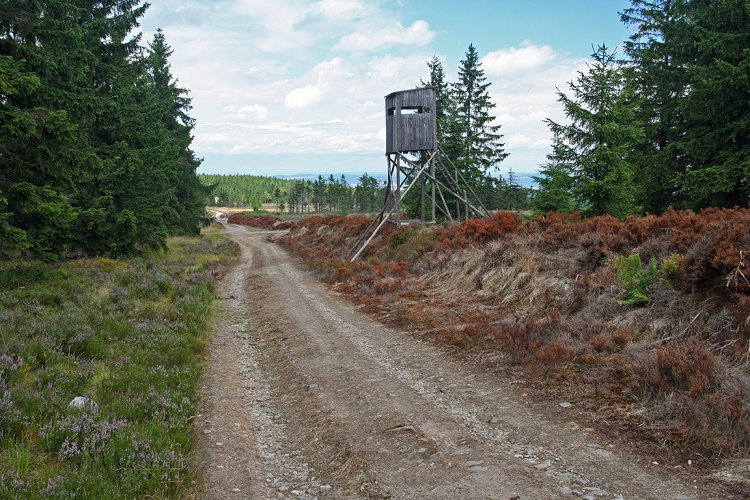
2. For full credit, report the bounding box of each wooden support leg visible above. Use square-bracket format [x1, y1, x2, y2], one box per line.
[431, 153, 436, 223]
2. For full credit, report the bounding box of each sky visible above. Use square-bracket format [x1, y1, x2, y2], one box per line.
[138, 0, 633, 179]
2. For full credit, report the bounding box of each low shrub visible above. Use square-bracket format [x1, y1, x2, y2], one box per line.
[654, 339, 719, 395]
[438, 211, 521, 249]
[227, 213, 295, 230]
[0, 233, 237, 497]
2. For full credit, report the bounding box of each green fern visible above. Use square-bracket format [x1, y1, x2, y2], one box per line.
[613, 253, 660, 306]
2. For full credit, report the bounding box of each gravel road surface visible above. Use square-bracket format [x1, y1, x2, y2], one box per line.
[193, 223, 711, 499]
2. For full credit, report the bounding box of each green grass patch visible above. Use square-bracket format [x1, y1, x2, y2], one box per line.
[0, 231, 237, 497]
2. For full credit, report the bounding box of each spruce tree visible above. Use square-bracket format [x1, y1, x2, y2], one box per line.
[453, 44, 508, 180]
[421, 56, 452, 149]
[476, 175, 506, 210]
[621, 0, 750, 209]
[1, 1, 208, 257]
[0, 54, 39, 256]
[412, 55, 456, 219]
[313, 176, 326, 213]
[677, 0, 750, 208]
[621, 0, 690, 213]
[504, 169, 524, 211]
[416, 48, 508, 219]
[1, 0, 97, 257]
[146, 29, 209, 235]
[545, 45, 643, 219]
[533, 137, 577, 214]
[354, 173, 380, 213]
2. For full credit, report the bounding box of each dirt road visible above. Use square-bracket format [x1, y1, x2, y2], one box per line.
[193, 224, 711, 499]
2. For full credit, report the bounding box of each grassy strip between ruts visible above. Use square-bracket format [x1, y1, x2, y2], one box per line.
[0, 228, 238, 498]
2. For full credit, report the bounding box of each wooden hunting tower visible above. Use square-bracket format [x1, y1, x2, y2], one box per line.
[349, 86, 489, 261]
[385, 87, 436, 154]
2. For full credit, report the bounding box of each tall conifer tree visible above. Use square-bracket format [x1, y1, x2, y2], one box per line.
[421, 56, 451, 147]
[412, 55, 456, 218]
[678, 0, 750, 208]
[1, 1, 207, 257]
[544, 46, 643, 219]
[621, 0, 690, 213]
[146, 29, 208, 235]
[622, 0, 750, 209]
[452, 44, 508, 181]
[533, 137, 578, 214]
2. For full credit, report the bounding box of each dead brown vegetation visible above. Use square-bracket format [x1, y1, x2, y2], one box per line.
[227, 213, 295, 230]
[232, 209, 750, 461]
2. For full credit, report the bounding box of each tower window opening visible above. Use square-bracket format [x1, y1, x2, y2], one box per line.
[400, 106, 429, 115]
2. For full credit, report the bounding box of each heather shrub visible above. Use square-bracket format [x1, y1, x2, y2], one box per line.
[439, 211, 521, 249]
[40, 406, 128, 462]
[654, 339, 719, 395]
[0, 232, 237, 497]
[278, 215, 374, 261]
[626, 339, 750, 451]
[227, 214, 285, 229]
[375, 227, 439, 264]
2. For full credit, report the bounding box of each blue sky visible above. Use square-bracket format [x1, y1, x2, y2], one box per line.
[139, 0, 632, 178]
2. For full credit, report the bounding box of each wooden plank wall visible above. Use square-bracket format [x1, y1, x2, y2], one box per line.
[385, 88, 436, 153]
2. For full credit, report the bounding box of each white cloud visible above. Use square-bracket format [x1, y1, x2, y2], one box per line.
[284, 57, 345, 108]
[365, 54, 429, 85]
[312, 0, 368, 20]
[481, 42, 557, 76]
[232, 0, 315, 53]
[334, 20, 435, 53]
[237, 104, 270, 120]
[313, 57, 344, 78]
[194, 131, 232, 149]
[487, 53, 588, 170]
[285, 84, 326, 108]
[141, 2, 592, 175]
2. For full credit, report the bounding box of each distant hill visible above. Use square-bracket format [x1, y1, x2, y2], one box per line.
[276, 172, 538, 188]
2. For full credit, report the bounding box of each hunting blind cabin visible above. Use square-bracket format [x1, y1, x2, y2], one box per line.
[349, 87, 489, 261]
